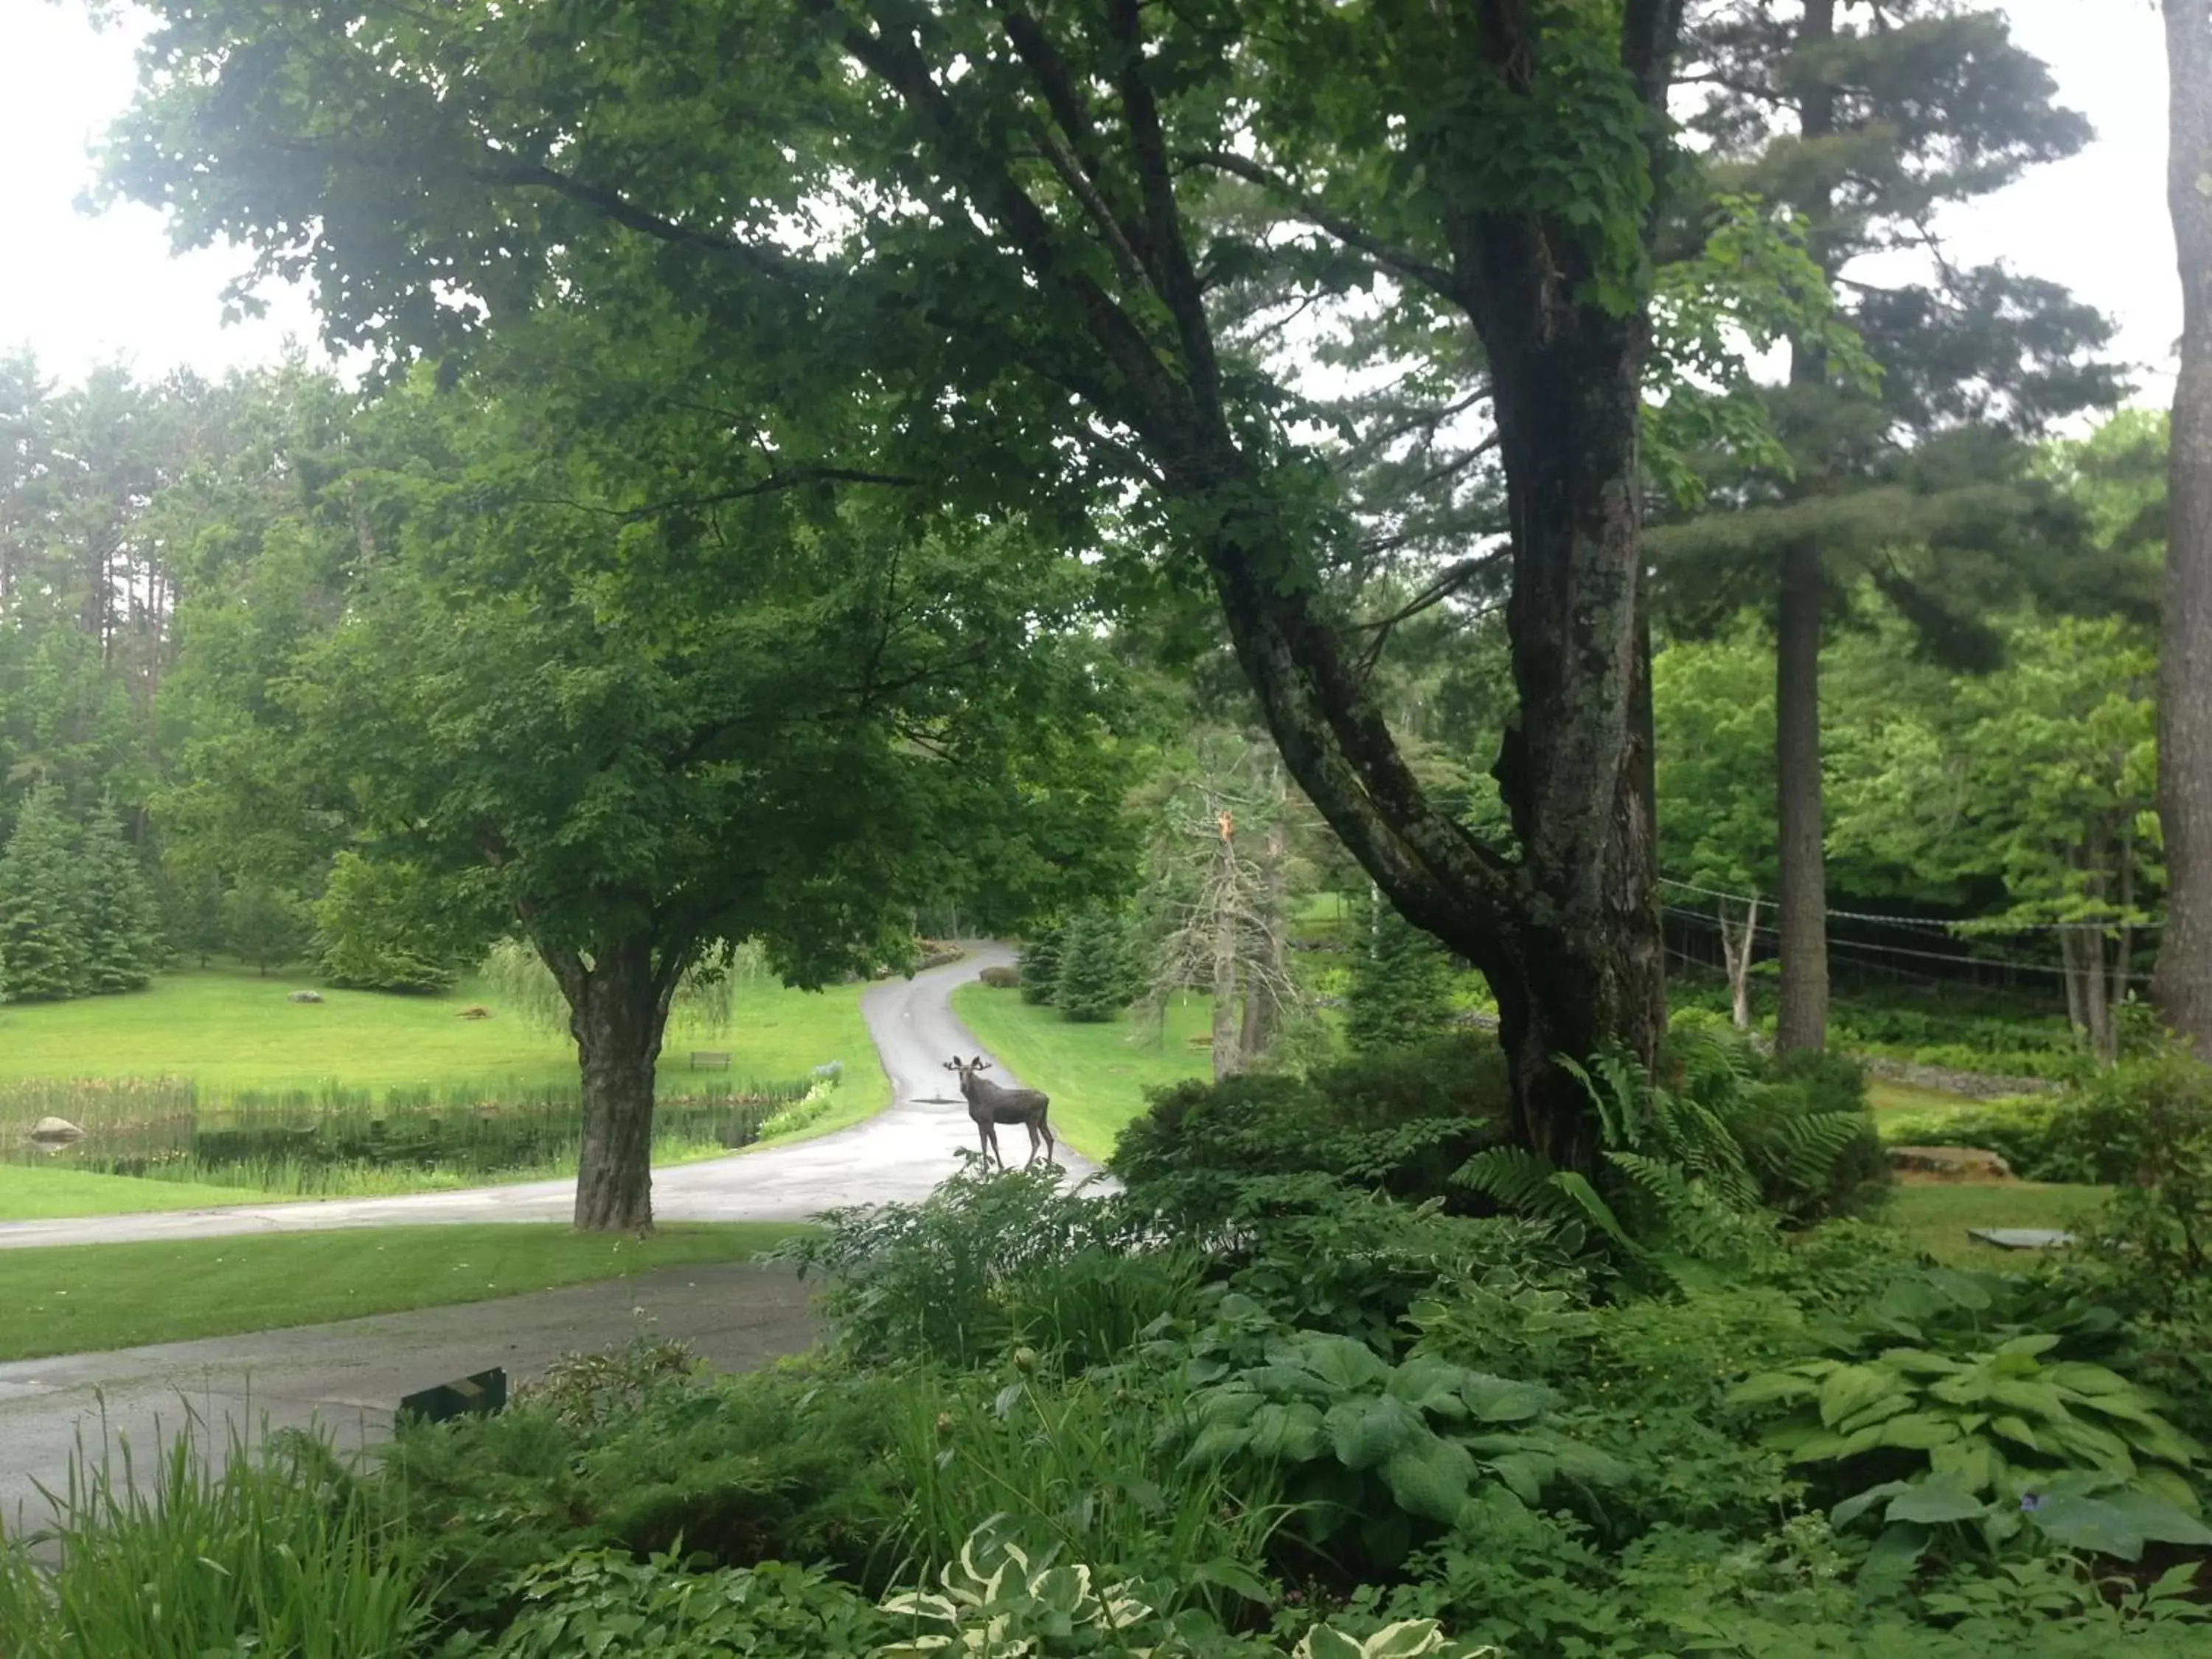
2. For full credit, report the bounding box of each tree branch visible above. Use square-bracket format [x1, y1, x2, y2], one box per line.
[1180, 149, 1460, 300]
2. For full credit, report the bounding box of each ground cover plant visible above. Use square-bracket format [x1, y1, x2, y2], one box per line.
[0, 1222, 802, 1361]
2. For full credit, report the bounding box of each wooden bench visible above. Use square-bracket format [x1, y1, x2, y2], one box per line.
[690, 1051, 731, 1071]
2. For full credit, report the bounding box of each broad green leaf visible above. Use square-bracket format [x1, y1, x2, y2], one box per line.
[1249, 1401, 1330, 1464]
[1457, 1373, 1557, 1424]
[1380, 1439, 1477, 1523]
[1818, 1364, 1903, 1430]
[1883, 1475, 1989, 1526]
[1326, 1394, 1427, 1471]
[1284, 1335, 1391, 1393]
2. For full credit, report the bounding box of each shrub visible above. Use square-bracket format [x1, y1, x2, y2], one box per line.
[382, 1363, 904, 1618]
[979, 964, 1021, 989]
[313, 851, 484, 992]
[1018, 925, 1064, 1004]
[1056, 907, 1140, 1021]
[2076, 1046, 2212, 1308]
[1112, 1034, 1511, 1214]
[1751, 1048, 1891, 1220]
[1342, 908, 1457, 1055]
[776, 1159, 1147, 1367]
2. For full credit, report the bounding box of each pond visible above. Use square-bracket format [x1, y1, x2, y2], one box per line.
[1, 1075, 807, 1195]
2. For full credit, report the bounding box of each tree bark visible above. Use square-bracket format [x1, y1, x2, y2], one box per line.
[2155, 0, 2212, 1051]
[1238, 815, 1287, 1062]
[1721, 896, 1759, 1032]
[1775, 536, 1830, 1052]
[1771, 0, 1839, 1057]
[1210, 856, 1241, 1081]
[541, 933, 681, 1232]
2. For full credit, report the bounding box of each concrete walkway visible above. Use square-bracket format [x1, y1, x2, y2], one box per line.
[0, 941, 1096, 1251]
[0, 942, 1099, 1532]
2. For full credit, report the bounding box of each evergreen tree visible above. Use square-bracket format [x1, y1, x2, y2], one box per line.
[78, 801, 164, 993]
[1343, 902, 1458, 1055]
[1017, 925, 1064, 1006]
[1661, 0, 2130, 1052]
[1054, 909, 1137, 1024]
[0, 785, 90, 1001]
[222, 878, 311, 978]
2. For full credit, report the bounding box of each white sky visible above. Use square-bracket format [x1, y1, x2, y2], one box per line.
[0, 0, 2184, 400]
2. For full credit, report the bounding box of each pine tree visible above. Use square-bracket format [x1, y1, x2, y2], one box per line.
[1660, 0, 2132, 1051]
[1018, 925, 1065, 1006]
[78, 801, 164, 993]
[1054, 908, 1135, 1023]
[0, 785, 91, 1001]
[1343, 901, 1457, 1055]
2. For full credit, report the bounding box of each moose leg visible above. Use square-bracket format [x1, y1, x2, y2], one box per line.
[1023, 1119, 1042, 1167]
[975, 1116, 998, 1169]
[1039, 1116, 1055, 1166]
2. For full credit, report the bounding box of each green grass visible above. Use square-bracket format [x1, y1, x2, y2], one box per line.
[1885, 1181, 2111, 1265]
[1867, 1079, 1981, 1115]
[0, 1222, 804, 1362]
[0, 1164, 262, 1220]
[0, 965, 884, 1102]
[949, 984, 1214, 1159]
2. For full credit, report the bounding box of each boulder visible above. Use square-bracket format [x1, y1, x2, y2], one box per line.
[1888, 1144, 2014, 1181]
[287, 990, 324, 1004]
[28, 1116, 86, 1143]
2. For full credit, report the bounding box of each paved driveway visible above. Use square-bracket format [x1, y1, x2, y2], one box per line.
[0, 942, 1095, 1251]
[0, 942, 1101, 1532]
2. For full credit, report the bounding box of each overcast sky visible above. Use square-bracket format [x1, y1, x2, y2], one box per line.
[0, 1, 2183, 400]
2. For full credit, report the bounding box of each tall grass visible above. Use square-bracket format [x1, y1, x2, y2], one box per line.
[0, 1414, 424, 1658]
[0, 1074, 810, 1197]
[893, 1368, 1284, 1616]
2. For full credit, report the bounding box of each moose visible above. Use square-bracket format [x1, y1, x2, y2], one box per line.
[942, 1054, 1056, 1169]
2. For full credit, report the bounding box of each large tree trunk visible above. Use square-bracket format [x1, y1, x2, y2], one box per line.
[2156, 0, 2212, 1051]
[541, 933, 681, 1232]
[1773, 0, 1838, 1057]
[1775, 535, 1830, 1051]
[1720, 896, 1760, 1032]
[846, 0, 1682, 1174]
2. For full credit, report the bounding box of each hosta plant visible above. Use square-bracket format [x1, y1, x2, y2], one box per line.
[1173, 1328, 1624, 1568]
[875, 1526, 1495, 1658]
[1730, 1333, 2212, 1562]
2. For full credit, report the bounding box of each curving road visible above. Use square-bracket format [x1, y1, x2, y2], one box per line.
[0, 942, 1100, 1252]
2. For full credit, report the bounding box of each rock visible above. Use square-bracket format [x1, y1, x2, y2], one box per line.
[287, 990, 324, 1004]
[27, 1116, 85, 1143]
[1888, 1144, 2014, 1180]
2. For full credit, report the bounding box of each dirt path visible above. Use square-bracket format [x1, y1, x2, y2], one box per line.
[0, 942, 1096, 1251]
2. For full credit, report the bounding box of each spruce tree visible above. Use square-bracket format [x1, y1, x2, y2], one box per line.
[79, 801, 164, 993]
[1018, 925, 1065, 1006]
[1343, 902, 1458, 1055]
[1054, 909, 1135, 1023]
[0, 785, 91, 1001]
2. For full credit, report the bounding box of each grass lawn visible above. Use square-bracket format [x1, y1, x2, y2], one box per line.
[1867, 1079, 1983, 1115]
[1885, 1181, 2110, 1265]
[0, 1222, 804, 1362]
[0, 1164, 262, 1220]
[949, 984, 1213, 1159]
[0, 966, 883, 1102]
